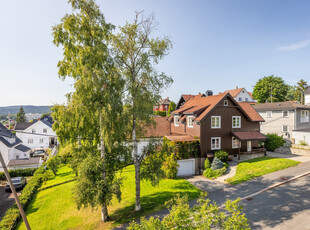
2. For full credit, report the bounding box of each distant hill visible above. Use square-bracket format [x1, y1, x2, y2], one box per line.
[0, 105, 52, 115]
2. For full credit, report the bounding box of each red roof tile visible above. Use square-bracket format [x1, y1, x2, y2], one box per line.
[232, 131, 267, 141]
[144, 117, 171, 137]
[238, 102, 264, 122]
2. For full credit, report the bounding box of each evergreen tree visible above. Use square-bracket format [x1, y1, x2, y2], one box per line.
[167, 101, 176, 117]
[16, 106, 26, 122]
[294, 79, 308, 104]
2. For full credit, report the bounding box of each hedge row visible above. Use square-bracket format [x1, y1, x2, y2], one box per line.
[0, 166, 46, 230]
[0, 168, 38, 181]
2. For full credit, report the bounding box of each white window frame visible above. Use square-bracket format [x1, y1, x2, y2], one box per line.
[282, 125, 289, 132]
[211, 137, 221, 150]
[266, 111, 272, 118]
[211, 116, 221, 129]
[174, 115, 180, 127]
[28, 139, 33, 144]
[238, 97, 242, 102]
[43, 128, 47, 133]
[40, 139, 44, 143]
[232, 136, 239, 149]
[301, 110, 309, 118]
[232, 116, 241, 128]
[282, 110, 289, 117]
[32, 129, 36, 133]
[187, 116, 194, 128]
[224, 100, 228, 106]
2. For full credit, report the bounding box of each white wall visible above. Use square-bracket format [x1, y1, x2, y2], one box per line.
[0, 141, 11, 167]
[292, 131, 310, 146]
[16, 120, 56, 149]
[235, 89, 255, 102]
[305, 94, 310, 106]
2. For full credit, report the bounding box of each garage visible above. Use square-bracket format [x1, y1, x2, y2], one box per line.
[177, 159, 195, 176]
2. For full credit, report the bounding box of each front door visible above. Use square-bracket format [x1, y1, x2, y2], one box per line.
[247, 141, 251, 152]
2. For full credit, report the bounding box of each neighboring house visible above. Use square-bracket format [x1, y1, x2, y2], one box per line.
[154, 97, 171, 112]
[0, 123, 41, 171]
[14, 114, 57, 149]
[219, 87, 256, 102]
[176, 93, 206, 109]
[253, 101, 310, 145]
[305, 86, 310, 106]
[168, 93, 266, 173]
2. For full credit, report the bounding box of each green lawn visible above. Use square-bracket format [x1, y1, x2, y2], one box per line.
[17, 165, 201, 230]
[40, 165, 75, 190]
[226, 157, 300, 185]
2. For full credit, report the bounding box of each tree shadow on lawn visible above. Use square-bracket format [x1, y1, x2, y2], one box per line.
[110, 190, 200, 226]
[55, 171, 74, 178]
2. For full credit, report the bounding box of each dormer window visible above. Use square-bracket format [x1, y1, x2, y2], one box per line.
[174, 116, 180, 127]
[32, 129, 36, 133]
[224, 100, 228, 106]
[187, 116, 194, 128]
[238, 97, 242, 101]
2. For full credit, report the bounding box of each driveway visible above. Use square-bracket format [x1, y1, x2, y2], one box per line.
[0, 185, 20, 219]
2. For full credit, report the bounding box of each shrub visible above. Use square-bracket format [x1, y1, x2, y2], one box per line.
[154, 110, 167, 117]
[265, 134, 285, 151]
[203, 158, 211, 169]
[0, 168, 37, 181]
[211, 157, 223, 171]
[203, 167, 227, 179]
[214, 150, 229, 163]
[0, 166, 46, 230]
[58, 144, 74, 163]
[162, 154, 179, 179]
[299, 140, 308, 146]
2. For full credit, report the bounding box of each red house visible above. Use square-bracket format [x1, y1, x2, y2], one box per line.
[154, 97, 171, 112]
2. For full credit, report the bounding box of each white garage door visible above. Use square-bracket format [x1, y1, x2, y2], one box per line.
[177, 159, 195, 176]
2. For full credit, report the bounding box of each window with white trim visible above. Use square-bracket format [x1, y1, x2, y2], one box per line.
[211, 137, 221, 150]
[232, 136, 239, 149]
[238, 97, 242, 101]
[40, 139, 44, 143]
[224, 100, 228, 106]
[282, 125, 289, 132]
[266, 111, 272, 118]
[301, 110, 309, 118]
[187, 116, 194, 128]
[282, 110, 289, 117]
[211, 116, 221, 128]
[28, 139, 33, 144]
[232, 116, 241, 128]
[32, 129, 36, 133]
[43, 129, 47, 133]
[174, 116, 180, 127]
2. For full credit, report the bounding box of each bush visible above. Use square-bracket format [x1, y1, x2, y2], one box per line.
[58, 144, 74, 163]
[265, 134, 285, 151]
[0, 166, 46, 230]
[154, 110, 167, 117]
[204, 167, 227, 179]
[211, 157, 223, 171]
[299, 140, 308, 146]
[214, 150, 229, 163]
[0, 168, 38, 181]
[203, 158, 211, 169]
[162, 154, 179, 179]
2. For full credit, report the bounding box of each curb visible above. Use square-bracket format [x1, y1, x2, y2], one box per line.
[240, 170, 310, 202]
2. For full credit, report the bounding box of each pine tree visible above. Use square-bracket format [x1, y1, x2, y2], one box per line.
[16, 106, 26, 122]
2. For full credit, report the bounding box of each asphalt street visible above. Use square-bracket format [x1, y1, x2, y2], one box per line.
[0, 185, 16, 219]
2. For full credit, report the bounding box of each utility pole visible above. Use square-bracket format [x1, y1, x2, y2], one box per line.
[0, 151, 31, 230]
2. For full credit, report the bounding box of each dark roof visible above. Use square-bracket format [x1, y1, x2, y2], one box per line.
[232, 131, 267, 141]
[7, 158, 40, 166]
[14, 121, 36, 130]
[15, 144, 31, 152]
[0, 123, 15, 138]
[158, 97, 171, 105]
[253, 101, 310, 111]
[41, 114, 54, 125]
[0, 136, 22, 148]
[40, 119, 53, 128]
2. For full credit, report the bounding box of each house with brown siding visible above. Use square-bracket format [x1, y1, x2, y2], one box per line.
[168, 93, 266, 160]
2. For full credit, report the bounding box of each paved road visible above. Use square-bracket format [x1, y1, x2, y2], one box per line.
[243, 174, 310, 229]
[0, 185, 16, 219]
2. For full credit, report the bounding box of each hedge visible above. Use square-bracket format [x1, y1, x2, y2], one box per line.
[0, 168, 38, 181]
[0, 166, 46, 230]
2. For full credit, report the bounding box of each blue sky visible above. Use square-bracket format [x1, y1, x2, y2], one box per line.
[1, 0, 310, 106]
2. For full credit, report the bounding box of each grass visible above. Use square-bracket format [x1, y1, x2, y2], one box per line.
[40, 165, 75, 190]
[226, 157, 300, 185]
[17, 165, 201, 230]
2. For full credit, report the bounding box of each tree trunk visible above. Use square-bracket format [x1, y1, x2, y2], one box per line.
[133, 115, 141, 211]
[100, 114, 109, 222]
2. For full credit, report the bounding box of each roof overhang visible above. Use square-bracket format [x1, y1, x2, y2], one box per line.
[232, 131, 267, 141]
[165, 135, 198, 142]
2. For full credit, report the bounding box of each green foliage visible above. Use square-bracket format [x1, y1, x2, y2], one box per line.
[294, 79, 308, 104]
[167, 101, 176, 117]
[253, 75, 290, 103]
[46, 155, 62, 175]
[154, 110, 167, 117]
[0, 166, 46, 230]
[299, 140, 308, 146]
[0, 168, 37, 181]
[16, 106, 26, 122]
[211, 157, 224, 170]
[162, 154, 179, 179]
[58, 144, 74, 163]
[203, 158, 211, 169]
[214, 150, 229, 163]
[163, 136, 200, 159]
[265, 134, 285, 151]
[128, 194, 249, 229]
[203, 167, 227, 179]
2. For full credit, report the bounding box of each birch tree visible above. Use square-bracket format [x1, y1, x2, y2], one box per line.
[52, 0, 129, 222]
[112, 12, 173, 211]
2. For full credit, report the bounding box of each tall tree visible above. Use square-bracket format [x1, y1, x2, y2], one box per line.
[112, 12, 173, 211]
[167, 101, 176, 117]
[253, 75, 290, 103]
[52, 0, 129, 222]
[16, 106, 26, 122]
[294, 79, 308, 104]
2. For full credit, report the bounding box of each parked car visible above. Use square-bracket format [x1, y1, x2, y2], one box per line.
[5, 177, 27, 192]
[31, 149, 47, 158]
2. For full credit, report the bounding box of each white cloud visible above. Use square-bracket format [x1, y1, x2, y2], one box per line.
[277, 39, 310, 51]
